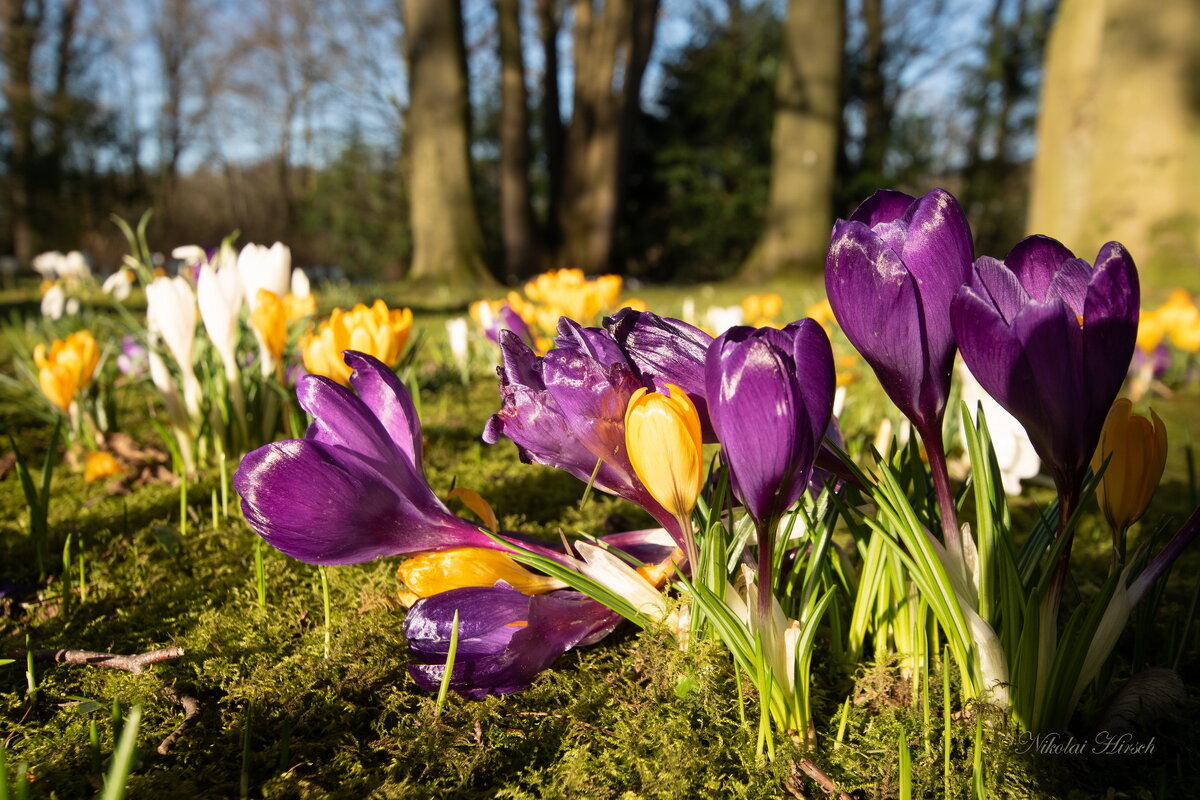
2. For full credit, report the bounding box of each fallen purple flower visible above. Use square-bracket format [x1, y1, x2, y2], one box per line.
[405, 583, 619, 699]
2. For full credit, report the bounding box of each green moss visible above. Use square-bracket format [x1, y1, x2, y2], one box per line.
[2, 289, 1199, 798]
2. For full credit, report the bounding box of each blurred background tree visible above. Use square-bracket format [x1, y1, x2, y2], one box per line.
[1, 0, 1195, 288]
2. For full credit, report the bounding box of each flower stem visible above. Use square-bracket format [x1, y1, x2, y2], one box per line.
[674, 513, 699, 580]
[756, 519, 774, 622]
[921, 428, 961, 560]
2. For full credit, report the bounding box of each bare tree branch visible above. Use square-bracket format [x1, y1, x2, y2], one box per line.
[31, 646, 185, 675]
[157, 686, 202, 755]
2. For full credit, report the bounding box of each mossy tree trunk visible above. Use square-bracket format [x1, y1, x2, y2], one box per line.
[740, 0, 844, 281]
[556, 0, 659, 275]
[404, 0, 494, 285]
[1028, 0, 1200, 287]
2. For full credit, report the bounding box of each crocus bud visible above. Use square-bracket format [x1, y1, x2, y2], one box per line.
[1093, 398, 1167, 539]
[398, 547, 566, 599]
[624, 384, 703, 522]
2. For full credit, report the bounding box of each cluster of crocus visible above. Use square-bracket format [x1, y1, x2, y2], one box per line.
[484, 309, 714, 558]
[301, 300, 414, 386]
[739, 293, 784, 327]
[471, 269, 644, 354]
[32, 250, 92, 283]
[236, 350, 676, 697]
[34, 330, 100, 412]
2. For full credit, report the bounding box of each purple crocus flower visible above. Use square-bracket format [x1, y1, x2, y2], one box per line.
[483, 313, 714, 553]
[117, 335, 147, 377]
[950, 236, 1140, 514]
[706, 321, 834, 526]
[825, 188, 973, 436]
[237, 351, 520, 564]
[705, 321, 835, 614]
[404, 583, 619, 698]
[826, 188, 974, 548]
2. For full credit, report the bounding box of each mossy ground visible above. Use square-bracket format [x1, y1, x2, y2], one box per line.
[2, 281, 1199, 798]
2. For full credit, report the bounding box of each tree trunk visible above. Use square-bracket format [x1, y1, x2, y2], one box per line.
[497, 0, 538, 279]
[859, 0, 887, 180]
[50, 0, 80, 201]
[1, 0, 42, 264]
[404, 0, 493, 284]
[741, 0, 844, 280]
[1028, 0, 1200, 287]
[556, 0, 659, 275]
[537, 0, 565, 257]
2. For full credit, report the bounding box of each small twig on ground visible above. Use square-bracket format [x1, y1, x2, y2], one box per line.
[790, 758, 853, 800]
[157, 686, 202, 755]
[31, 646, 185, 674]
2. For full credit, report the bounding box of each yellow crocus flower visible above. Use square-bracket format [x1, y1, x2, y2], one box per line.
[250, 289, 289, 367]
[301, 299, 413, 386]
[84, 451, 123, 483]
[741, 293, 784, 327]
[284, 292, 316, 321]
[33, 330, 100, 411]
[624, 384, 703, 520]
[1169, 305, 1200, 353]
[1136, 308, 1165, 353]
[397, 547, 565, 599]
[1093, 398, 1167, 547]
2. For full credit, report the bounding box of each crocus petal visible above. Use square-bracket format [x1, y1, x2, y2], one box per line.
[896, 188, 974, 352]
[235, 439, 490, 565]
[848, 189, 915, 227]
[484, 333, 628, 492]
[553, 317, 628, 370]
[343, 351, 424, 474]
[1082, 242, 1140, 427]
[542, 346, 643, 480]
[826, 221, 930, 426]
[604, 308, 714, 435]
[1005, 235, 1077, 303]
[405, 584, 532, 661]
[972, 256, 1029, 324]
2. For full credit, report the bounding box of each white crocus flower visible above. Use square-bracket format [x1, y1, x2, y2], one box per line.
[60, 251, 91, 281]
[171, 245, 207, 266]
[32, 251, 64, 280]
[445, 317, 470, 374]
[290, 266, 310, 298]
[197, 261, 244, 376]
[957, 363, 1040, 496]
[575, 539, 690, 645]
[148, 345, 195, 474]
[41, 283, 66, 319]
[146, 276, 202, 424]
[703, 304, 744, 334]
[681, 297, 697, 326]
[101, 269, 133, 301]
[725, 565, 799, 696]
[237, 242, 291, 312]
